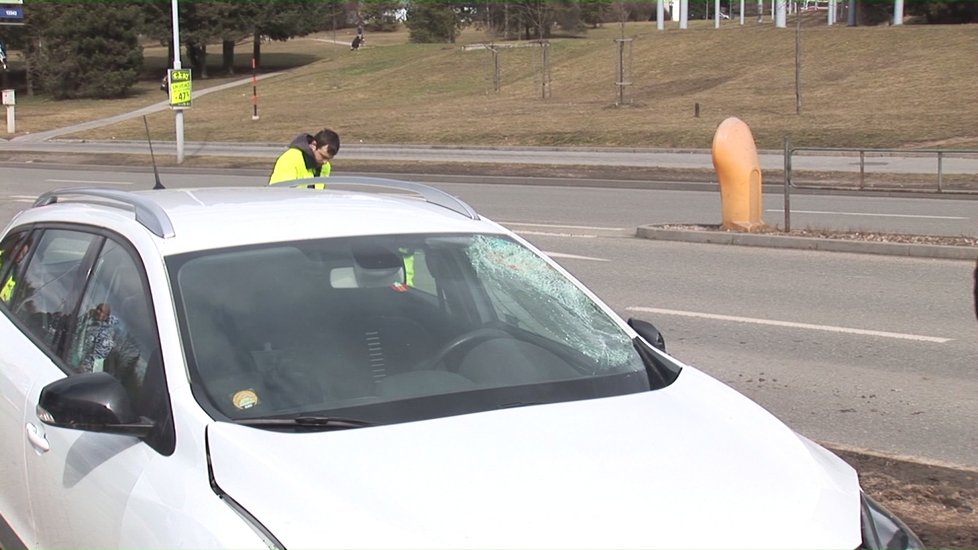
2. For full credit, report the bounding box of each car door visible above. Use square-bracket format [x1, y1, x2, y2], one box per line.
[0, 227, 101, 547]
[18, 229, 176, 548]
[0, 229, 42, 547]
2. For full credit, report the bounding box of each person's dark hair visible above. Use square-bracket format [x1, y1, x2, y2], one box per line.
[314, 129, 340, 158]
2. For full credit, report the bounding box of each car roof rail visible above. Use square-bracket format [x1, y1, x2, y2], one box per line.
[272, 176, 480, 220]
[33, 187, 176, 238]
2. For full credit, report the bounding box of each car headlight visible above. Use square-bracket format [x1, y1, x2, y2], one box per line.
[860, 492, 924, 550]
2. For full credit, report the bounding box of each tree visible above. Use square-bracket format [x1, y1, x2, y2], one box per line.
[361, 0, 402, 32]
[247, 0, 345, 68]
[29, 1, 143, 99]
[137, 1, 346, 74]
[580, 0, 614, 27]
[906, 0, 978, 23]
[406, 2, 460, 43]
[508, 0, 582, 39]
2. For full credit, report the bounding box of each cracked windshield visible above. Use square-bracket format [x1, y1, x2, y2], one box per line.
[170, 233, 649, 424]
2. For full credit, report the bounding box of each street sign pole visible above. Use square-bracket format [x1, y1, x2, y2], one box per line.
[171, 0, 184, 164]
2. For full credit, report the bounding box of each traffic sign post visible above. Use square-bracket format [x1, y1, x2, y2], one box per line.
[2, 88, 15, 133]
[167, 68, 192, 109]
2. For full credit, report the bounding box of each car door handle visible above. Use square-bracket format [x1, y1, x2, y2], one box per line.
[26, 423, 50, 454]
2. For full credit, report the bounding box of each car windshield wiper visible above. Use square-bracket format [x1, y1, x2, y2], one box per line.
[232, 415, 374, 431]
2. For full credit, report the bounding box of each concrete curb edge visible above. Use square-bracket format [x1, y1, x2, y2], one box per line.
[636, 226, 978, 260]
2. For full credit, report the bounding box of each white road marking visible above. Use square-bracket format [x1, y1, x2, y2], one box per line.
[46, 179, 134, 185]
[627, 306, 952, 343]
[544, 251, 610, 262]
[516, 230, 596, 238]
[766, 209, 968, 220]
[501, 221, 625, 231]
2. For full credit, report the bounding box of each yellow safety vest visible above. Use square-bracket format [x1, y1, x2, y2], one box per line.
[0, 275, 15, 303]
[268, 148, 331, 188]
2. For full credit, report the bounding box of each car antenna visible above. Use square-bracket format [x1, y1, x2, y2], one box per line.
[143, 115, 166, 190]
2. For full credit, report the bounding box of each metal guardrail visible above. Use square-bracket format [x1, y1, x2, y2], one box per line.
[782, 139, 978, 232]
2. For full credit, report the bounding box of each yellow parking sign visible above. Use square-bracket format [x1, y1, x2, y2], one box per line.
[167, 69, 192, 109]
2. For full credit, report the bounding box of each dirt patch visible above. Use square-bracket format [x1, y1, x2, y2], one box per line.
[828, 446, 978, 548]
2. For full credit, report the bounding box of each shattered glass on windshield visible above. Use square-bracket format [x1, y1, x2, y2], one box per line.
[467, 235, 638, 371]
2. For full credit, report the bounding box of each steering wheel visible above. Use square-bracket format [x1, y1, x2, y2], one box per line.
[428, 327, 510, 372]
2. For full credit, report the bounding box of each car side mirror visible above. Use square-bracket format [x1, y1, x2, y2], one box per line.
[627, 317, 666, 352]
[37, 372, 153, 437]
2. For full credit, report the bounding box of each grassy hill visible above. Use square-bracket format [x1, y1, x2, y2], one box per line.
[5, 18, 978, 150]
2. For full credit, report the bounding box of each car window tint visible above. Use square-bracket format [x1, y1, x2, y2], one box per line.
[9, 230, 96, 353]
[66, 239, 159, 400]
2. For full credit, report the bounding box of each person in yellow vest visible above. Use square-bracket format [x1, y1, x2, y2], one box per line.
[0, 237, 31, 304]
[268, 129, 340, 188]
[398, 247, 416, 287]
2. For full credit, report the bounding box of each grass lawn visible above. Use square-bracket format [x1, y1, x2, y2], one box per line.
[2, 17, 977, 150]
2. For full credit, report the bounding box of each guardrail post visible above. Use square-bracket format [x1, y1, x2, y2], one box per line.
[859, 149, 865, 190]
[937, 151, 944, 193]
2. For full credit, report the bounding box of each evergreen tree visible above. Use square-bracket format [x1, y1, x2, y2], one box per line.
[406, 2, 459, 43]
[361, 0, 402, 32]
[31, 1, 143, 99]
[580, 0, 613, 27]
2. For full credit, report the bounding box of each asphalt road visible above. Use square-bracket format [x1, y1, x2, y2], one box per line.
[2, 166, 975, 469]
[3, 165, 977, 239]
[5, 139, 978, 178]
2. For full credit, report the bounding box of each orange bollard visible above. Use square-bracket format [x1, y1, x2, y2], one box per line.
[712, 117, 767, 232]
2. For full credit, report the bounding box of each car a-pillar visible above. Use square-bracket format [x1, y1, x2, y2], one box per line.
[711, 117, 767, 232]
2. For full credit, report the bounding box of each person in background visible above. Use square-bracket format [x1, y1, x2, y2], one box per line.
[0, 235, 31, 304]
[268, 129, 340, 188]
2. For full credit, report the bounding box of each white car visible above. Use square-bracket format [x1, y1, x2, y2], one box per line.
[0, 177, 921, 549]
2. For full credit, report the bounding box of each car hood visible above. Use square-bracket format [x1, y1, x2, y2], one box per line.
[207, 367, 861, 549]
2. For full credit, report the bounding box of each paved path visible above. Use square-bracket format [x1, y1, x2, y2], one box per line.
[7, 72, 284, 143]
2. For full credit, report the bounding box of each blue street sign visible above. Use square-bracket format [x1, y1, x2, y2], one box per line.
[1, 6, 24, 18]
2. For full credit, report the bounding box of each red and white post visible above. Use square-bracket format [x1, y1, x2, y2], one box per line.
[251, 57, 259, 121]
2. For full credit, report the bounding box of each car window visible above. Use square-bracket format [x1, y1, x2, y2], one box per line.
[8, 230, 96, 354]
[66, 239, 158, 394]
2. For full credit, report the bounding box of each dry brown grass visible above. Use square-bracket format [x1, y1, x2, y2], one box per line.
[5, 18, 978, 150]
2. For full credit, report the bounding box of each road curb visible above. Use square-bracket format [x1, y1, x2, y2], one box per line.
[636, 225, 978, 260]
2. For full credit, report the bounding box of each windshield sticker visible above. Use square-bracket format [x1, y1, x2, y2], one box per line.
[468, 236, 633, 368]
[232, 389, 260, 410]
